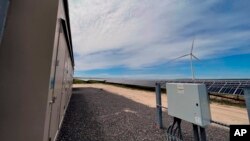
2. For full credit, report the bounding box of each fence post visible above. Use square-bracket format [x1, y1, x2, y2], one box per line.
[155, 82, 163, 128]
[244, 88, 250, 124]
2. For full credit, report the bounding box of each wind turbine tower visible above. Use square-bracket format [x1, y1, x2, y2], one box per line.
[170, 39, 200, 80]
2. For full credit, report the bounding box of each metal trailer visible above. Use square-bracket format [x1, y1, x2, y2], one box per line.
[0, 1, 74, 141]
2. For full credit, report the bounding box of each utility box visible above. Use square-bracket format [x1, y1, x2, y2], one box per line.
[166, 83, 211, 127]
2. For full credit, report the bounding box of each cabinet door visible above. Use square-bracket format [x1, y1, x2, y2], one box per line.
[48, 23, 67, 141]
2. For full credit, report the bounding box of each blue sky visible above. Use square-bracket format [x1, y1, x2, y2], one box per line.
[69, 0, 250, 79]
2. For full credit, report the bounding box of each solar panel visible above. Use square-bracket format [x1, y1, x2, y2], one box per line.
[160, 80, 250, 95]
[77, 77, 250, 95]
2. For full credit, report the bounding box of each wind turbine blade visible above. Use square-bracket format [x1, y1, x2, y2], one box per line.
[192, 54, 200, 61]
[191, 38, 195, 53]
[168, 54, 189, 62]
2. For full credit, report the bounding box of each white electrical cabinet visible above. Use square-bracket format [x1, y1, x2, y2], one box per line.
[166, 83, 211, 127]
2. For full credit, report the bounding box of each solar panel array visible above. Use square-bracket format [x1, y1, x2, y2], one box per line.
[76, 77, 250, 95]
[161, 79, 250, 95]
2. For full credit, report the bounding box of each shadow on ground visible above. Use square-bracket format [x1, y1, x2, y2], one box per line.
[57, 87, 229, 141]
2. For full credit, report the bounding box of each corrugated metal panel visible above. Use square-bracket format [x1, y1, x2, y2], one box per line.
[0, 0, 74, 140]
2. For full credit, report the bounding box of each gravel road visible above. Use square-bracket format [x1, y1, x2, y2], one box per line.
[57, 87, 229, 141]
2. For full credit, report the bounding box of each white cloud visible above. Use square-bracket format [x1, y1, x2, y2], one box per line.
[69, 0, 250, 71]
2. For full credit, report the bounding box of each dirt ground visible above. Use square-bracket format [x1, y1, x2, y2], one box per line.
[74, 83, 248, 125]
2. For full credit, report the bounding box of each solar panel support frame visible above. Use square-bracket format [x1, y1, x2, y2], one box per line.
[155, 82, 163, 129]
[244, 88, 250, 124]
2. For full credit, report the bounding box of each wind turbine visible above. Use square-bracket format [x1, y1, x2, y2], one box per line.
[169, 39, 200, 80]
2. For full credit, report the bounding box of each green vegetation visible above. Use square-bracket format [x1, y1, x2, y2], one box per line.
[73, 80, 245, 108]
[105, 83, 244, 108]
[105, 82, 167, 93]
[209, 95, 246, 108]
[73, 79, 106, 84]
[73, 79, 86, 84]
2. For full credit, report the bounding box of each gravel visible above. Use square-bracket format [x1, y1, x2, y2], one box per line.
[57, 87, 229, 141]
